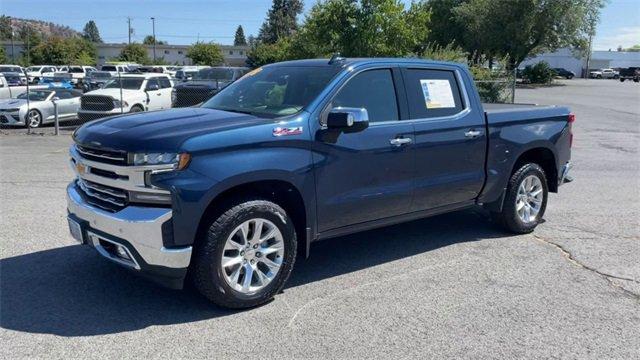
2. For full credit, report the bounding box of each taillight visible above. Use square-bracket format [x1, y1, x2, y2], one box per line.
[568, 113, 575, 147]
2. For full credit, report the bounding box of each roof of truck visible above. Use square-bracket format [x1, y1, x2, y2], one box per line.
[271, 57, 465, 68]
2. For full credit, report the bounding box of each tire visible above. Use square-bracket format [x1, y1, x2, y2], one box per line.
[25, 109, 43, 128]
[129, 105, 143, 113]
[491, 163, 548, 234]
[192, 199, 297, 309]
[620, 78, 625, 82]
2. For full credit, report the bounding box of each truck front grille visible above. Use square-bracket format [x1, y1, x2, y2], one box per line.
[77, 178, 128, 212]
[81, 95, 115, 111]
[76, 145, 128, 165]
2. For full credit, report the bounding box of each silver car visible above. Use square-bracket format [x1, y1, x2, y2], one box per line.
[0, 89, 82, 128]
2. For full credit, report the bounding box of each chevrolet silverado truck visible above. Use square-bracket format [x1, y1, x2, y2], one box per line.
[67, 58, 574, 309]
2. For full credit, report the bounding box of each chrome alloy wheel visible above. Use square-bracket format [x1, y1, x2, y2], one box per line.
[221, 218, 285, 294]
[27, 110, 42, 128]
[516, 175, 544, 223]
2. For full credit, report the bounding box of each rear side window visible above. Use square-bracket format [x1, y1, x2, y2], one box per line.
[332, 69, 399, 123]
[404, 69, 464, 119]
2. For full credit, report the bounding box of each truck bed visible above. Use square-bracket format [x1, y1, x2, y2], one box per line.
[482, 103, 556, 113]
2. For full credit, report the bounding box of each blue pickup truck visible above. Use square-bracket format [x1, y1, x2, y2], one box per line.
[67, 58, 573, 308]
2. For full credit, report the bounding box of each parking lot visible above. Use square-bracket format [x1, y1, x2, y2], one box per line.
[0, 79, 638, 358]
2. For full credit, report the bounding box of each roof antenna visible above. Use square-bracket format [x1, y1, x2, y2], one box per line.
[328, 53, 345, 65]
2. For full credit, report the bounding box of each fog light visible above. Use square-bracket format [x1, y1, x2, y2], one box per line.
[115, 245, 131, 260]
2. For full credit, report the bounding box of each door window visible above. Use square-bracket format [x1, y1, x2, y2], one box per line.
[332, 69, 399, 123]
[55, 90, 73, 99]
[158, 77, 172, 89]
[404, 69, 464, 119]
[146, 78, 159, 90]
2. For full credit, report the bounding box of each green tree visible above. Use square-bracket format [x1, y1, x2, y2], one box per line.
[294, 0, 430, 57]
[143, 35, 167, 45]
[82, 20, 102, 43]
[118, 43, 151, 64]
[258, 0, 303, 44]
[625, 44, 640, 52]
[234, 25, 247, 46]
[0, 16, 13, 40]
[30, 36, 97, 65]
[246, 38, 294, 68]
[449, 0, 607, 68]
[186, 42, 224, 66]
[0, 47, 7, 63]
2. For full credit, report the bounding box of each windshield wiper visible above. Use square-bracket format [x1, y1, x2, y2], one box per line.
[212, 107, 255, 116]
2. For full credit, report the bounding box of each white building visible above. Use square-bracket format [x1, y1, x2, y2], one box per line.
[521, 47, 640, 77]
[1, 41, 249, 67]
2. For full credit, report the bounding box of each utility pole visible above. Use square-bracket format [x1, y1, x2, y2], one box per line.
[584, 32, 593, 79]
[150, 17, 156, 63]
[127, 17, 132, 45]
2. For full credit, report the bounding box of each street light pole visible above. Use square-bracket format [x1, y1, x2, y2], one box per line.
[151, 17, 156, 64]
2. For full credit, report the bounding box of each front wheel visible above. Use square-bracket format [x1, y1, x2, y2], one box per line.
[192, 199, 297, 308]
[25, 109, 43, 128]
[492, 163, 548, 233]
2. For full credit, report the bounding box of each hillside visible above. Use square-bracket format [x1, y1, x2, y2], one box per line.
[0, 16, 82, 40]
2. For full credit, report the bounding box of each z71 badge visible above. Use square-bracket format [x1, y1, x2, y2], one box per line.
[273, 126, 303, 137]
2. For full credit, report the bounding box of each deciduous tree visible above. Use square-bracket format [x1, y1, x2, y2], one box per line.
[186, 42, 224, 66]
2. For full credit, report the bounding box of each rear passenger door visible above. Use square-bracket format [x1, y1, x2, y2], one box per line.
[313, 67, 415, 232]
[158, 77, 173, 109]
[401, 67, 486, 211]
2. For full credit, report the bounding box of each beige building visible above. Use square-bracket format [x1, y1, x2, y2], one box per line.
[1, 41, 249, 67]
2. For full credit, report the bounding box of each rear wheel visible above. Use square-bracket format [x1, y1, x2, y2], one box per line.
[129, 105, 143, 113]
[192, 199, 297, 309]
[492, 163, 548, 233]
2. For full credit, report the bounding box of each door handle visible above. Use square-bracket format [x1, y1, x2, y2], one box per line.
[389, 137, 412, 146]
[464, 129, 483, 138]
[157, 93, 162, 96]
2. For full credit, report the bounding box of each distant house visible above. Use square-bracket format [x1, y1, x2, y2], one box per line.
[0, 41, 249, 67]
[521, 48, 640, 77]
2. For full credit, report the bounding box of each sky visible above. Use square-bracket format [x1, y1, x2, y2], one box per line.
[1, 0, 639, 50]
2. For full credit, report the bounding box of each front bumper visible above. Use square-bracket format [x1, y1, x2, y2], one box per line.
[0, 112, 24, 126]
[66, 182, 192, 288]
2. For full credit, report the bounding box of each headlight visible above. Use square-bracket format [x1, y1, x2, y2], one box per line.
[132, 152, 191, 170]
[113, 99, 129, 108]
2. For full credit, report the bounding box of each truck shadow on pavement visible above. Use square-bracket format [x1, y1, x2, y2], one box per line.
[1, 209, 509, 337]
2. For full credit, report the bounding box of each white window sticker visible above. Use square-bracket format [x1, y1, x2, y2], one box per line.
[419, 79, 456, 109]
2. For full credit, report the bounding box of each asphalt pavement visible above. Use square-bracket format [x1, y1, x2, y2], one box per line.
[1, 78, 638, 359]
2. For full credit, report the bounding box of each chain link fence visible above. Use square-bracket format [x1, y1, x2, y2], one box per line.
[3, 68, 517, 136]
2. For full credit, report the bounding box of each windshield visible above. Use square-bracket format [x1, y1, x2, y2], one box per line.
[0, 66, 21, 73]
[17, 90, 51, 101]
[101, 65, 117, 71]
[27, 66, 43, 72]
[3, 74, 20, 82]
[103, 78, 144, 90]
[176, 70, 198, 78]
[194, 68, 234, 81]
[202, 66, 340, 118]
[69, 67, 84, 73]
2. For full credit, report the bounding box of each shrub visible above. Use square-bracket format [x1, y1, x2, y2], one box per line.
[522, 61, 555, 84]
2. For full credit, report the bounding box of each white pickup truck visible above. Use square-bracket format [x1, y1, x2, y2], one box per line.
[77, 73, 174, 122]
[0, 75, 48, 99]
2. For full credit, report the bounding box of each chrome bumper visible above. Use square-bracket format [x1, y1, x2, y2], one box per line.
[66, 183, 192, 269]
[560, 161, 573, 184]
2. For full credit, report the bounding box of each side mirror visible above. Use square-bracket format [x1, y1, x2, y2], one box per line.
[146, 83, 160, 91]
[325, 107, 369, 128]
[52, 96, 60, 101]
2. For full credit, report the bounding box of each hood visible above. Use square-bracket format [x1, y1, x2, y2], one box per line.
[0, 98, 30, 109]
[73, 107, 273, 152]
[84, 88, 142, 98]
[174, 80, 232, 90]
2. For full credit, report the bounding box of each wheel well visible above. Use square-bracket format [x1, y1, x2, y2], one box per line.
[194, 180, 307, 255]
[513, 147, 558, 192]
[130, 104, 145, 111]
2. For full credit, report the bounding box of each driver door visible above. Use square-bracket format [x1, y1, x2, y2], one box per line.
[313, 67, 415, 232]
